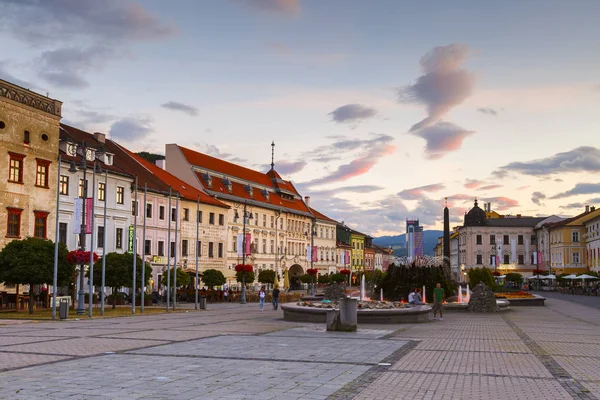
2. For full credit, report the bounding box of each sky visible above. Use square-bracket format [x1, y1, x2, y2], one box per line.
[1, 0, 599, 237]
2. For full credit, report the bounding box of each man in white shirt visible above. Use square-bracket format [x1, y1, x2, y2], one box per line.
[408, 288, 415, 304]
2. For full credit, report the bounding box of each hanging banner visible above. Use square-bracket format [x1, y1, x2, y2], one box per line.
[128, 226, 134, 253]
[237, 234, 243, 256]
[73, 198, 83, 234]
[497, 242, 502, 265]
[533, 251, 538, 265]
[346, 251, 350, 265]
[525, 239, 530, 265]
[538, 251, 543, 265]
[245, 233, 252, 255]
[85, 198, 93, 234]
[306, 245, 311, 262]
[340, 251, 345, 265]
[511, 238, 517, 264]
[312, 246, 318, 262]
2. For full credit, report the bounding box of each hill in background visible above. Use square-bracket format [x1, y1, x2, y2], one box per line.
[374, 230, 443, 256]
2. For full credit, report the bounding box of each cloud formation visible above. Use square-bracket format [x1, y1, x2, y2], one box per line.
[236, 0, 300, 16]
[412, 122, 475, 159]
[482, 197, 519, 211]
[397, 183, 446, 200]
[161, 101, 199, 116]
[329, 104, 377, 123]
[479, 184, 503, 191]
[531, 191, 546, 206]
[550, 183, 600, 199]
[262, 160, 307, 175]
[193, 142, 247, 164]
[494, 146, 600, 177]
[477, 107, 498, 116]
[560, 203, 585, 210]
[398, 43, 475, 132]
[110, 116, 153, 141]
[464, 179, 484, 189]
[37, 46, 113, 88]
[0, 61, 38, 90]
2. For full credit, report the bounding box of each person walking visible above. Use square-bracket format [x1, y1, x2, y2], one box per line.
[433, 282, 445, 320]
[259, 286, 266, 311]
[272, 285, 280, 310]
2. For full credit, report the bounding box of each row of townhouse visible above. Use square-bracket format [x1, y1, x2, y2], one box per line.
[1, 78, 387, 294]
[446, 199, 599, 280]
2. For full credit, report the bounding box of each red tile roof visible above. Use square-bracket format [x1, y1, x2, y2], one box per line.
[310, 207, 338, 224]
[177, 145, 312, 216]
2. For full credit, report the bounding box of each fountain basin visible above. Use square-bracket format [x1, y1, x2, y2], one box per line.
[498, 294, 545, 306]
[443, 299, 510, 312]
[281, 302, 432, 324]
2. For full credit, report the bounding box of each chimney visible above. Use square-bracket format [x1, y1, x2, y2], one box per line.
[591, 206, 596, 212]
[517, 214, 521, 218]
[586, 205, 590, 213]
[155, 159, 165, 170]
[304, 196, 310, 208]
[93, 132, 105, 143]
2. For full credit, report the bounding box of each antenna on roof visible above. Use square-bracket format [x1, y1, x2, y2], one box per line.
[270, 141, 275, 170]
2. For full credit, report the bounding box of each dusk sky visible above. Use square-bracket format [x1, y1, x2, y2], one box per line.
[1, 0, 599, 236]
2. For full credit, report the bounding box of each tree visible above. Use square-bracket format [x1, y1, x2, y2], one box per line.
[161, 267, 191, 288]
[258, 269, 275, 286]
[467, 267, 495, 288]
[318, 274, 330, 284]
[0, 238, 73, 314]
[236, 270, 255, 285]
[505, 272, 523, 286]
[202, 269, 226, 289]
[90, 252, 152, 309]
[330, 273, 345, 283]
[299, 274, 313, 284]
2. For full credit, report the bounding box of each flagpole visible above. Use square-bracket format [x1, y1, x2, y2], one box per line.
[88, 163, 97, 318]
[52, 154, 61, 320]
[173, 192, 179, 311]
[141, 181, 147, 313]
[166, 187, 172, 312]
[132, 176, 138, 314]
[195, 195, 200, 310]
[100, 169, 107, 316]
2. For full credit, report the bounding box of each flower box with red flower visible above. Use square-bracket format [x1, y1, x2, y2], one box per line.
[235, 264, 253, 273]
[66, 250, 99, 265]
[307, 268, 318, 275]
[340, 269, 351, 275]
[492, 271, 501, 277]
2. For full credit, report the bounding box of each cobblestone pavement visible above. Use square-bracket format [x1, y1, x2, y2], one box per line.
[0, 298, 599, 399]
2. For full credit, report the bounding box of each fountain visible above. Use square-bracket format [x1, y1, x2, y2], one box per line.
[380, 288, 383, 302]
[422, 285, 426, 303]
[465, 284, 470, 302]
[458, 284, 463, 303]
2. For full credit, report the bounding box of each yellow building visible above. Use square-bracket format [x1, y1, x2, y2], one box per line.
[350, 232, 365, 271]
[548, 207, 600, 274]
[0, 79, 62, 249]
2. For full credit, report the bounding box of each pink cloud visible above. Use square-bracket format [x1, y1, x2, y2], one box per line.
[238, 0, 300, 16]
[517, 185, 530, 190]
[479, 184, 503, 191]
[398, 183, 446, 200]
[483, 196, 519, 211]
[464, 179, 484, 189]
[412, 122, 475, 159]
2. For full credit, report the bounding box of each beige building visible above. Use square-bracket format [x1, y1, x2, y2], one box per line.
[309, 204, 338, 274]
[584, 208, 600, 272]
[0, 79, 62, 249]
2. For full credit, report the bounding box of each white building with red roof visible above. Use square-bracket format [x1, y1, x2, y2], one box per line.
[166, 144, 316, 287]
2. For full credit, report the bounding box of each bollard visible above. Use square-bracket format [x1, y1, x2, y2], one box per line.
[338, 298, 357, 332]
[199, 296, 207, 310]
[59, 298, 68, 320]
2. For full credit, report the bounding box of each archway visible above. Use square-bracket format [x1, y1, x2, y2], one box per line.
[289, 264, 304, 290]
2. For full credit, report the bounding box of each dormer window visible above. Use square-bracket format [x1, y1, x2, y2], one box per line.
[261, 188, 270, 202]
[245, 184, 253, 197]
[202, 173, 212, 188]
[85, 149, 95, 161]
[222, 177, 232, 192]
[104, 153, 114, 166]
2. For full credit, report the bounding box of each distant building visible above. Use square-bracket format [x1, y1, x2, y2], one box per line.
[406, 219, 424, 259]
[584, 209, 600, 272]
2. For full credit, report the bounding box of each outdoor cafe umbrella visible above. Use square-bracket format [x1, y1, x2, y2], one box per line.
[562, 274, 578, 279]
[273, 273, 279, 288]
[544, 274, 557, 280]
[576, 274, 600, 280]
[283, 268, 290, 291]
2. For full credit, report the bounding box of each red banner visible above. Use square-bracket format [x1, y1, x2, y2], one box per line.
[245, 233, 252, 255]
[85, 198, 93, 234]
[312, 246, 318, 262]
[538, 251, 543, 265]
[346, 251, 350, 265]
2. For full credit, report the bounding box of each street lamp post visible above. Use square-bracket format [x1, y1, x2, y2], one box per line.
[52, 153, 62, 320]
[305, 219, 317, 296]
[234, 201, 253, 304]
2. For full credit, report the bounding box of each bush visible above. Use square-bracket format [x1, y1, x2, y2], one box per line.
[379, 262, 456, 302]
[318, 274, 330, 284]
[299, 274, 314, 284]
[258, 269, 276, 285]
[505, 272, 523, 285]
[330, 273, 345, 283]
[236, 270, 255, 285]
[202, 269, 226, 289]
[467, 267, 495, 288]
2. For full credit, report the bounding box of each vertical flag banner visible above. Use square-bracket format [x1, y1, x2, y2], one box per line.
[73, 198, 82, 234]
[496, 242, 502, 266]
[340, 251, 345, 265]
[533, 251, 538, 265]
[237, 234, 243, 256]
[312, 246, 318, 262]
[346, 251, 350, 265]
[306, 245, 311, 262]
[245, 233, 252, 255]
[85, 198, 93, 234]
[538, 251, 543, 266]
[128, 226, 134, 253]
[511, 237, 517, 264]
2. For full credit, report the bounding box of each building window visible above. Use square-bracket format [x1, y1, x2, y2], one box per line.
[146, 203, 152, 218]
[132, 200, 138, 216]
[503, 254, 510, 264]
[24, 130, 30, 144]
[183, 208, 189, 221]
[145, 239, 151, 255]
[98, 182, 105, 201]
[262, 239, 267, 253]
[573, 252, 580, 264]
[8, 153, 25, 184]
[159, 205, 165, 220]
[116, 228, 123, 249]
[218, 242, 223, 258]
[518, 235, 523, 245]
[476, 235, 482, 245]
[79, 179, 88, 198]
[59, 222, 67, 245]
[490, 235, 495, 245]
[182, 240, 188, 257]
[280, 219, 283, 229]
[209, 212, 215, 225]
[158, 241, 164, 256]
[270, 216, 274, 228]
[97, 226, 104, 248]
[116, 186, 124, 204]
[263, 214, 266, 227]
[490, 255, 495, 265]
[208, 242, 214, 258]
[59, 175, 69, 195]
[572, 231, 580, 243]
[33, 211, 48, 238]
[197, 241, 202, 256]
[171, 208, 177, 222]
[503, 235, 510, 245]
[233, 237, 237, 252]
[270, 239, 274, 254]
[35, 159, 50, 188]
[197, 210, 202, 223]
[170, 241, 176, 257]
[219, 214, 224, 225]
[518, 254, 524, 264]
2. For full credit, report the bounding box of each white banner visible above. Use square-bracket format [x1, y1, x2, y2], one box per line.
[73, 198, 83, 234]
[511, 238, 517, 264]
[525, 239, 530, 264]
[340, 251, 345, 265]
[236, 234, 243, 257]
[533, 251, 538, 265]
[306, 245, 311, 262]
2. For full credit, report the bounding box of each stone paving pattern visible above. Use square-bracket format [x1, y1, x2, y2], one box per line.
[0, 295, 598, 399]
